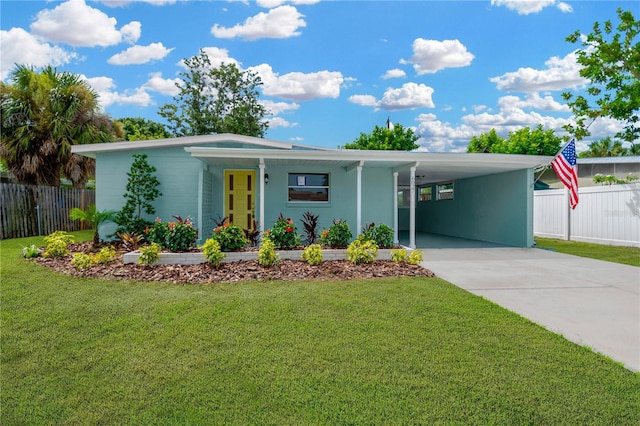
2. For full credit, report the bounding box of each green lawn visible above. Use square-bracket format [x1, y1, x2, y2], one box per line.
[2, 232, 639, 424]
[535, 237, 640, 266]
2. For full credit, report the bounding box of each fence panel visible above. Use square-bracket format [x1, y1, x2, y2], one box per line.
[534, 183, 640, 247]
[0, 183, 95, 240]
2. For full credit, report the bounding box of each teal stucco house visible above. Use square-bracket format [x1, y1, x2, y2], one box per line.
[72, 134, 551, 248]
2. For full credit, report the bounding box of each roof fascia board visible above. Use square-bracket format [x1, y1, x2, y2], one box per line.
[72, 133, 294, 156]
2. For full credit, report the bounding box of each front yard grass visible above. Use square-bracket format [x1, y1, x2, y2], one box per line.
[2, 232, 639, 424]
[535, 237, 640, 267]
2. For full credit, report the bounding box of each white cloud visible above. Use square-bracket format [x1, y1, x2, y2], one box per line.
[349, 83, 436, 111]
[178, 47, 240, 69]
[490, 52, 587, 92]
[108, 42, 174, 65]
[490, 0, 555, 15]
[30, 0, 141, 47]
[268, 116, 298, 128]
[211, 5, 306, 40]
[261, 99, 300, 115]
[144, 72, 181, 96]
[85, 75, 152, 108]
[250, 64, 344, 101]
[99, 0, 178, 6]
[379, 83, 435, 110]
[0, 28, 77, 80]
[348, 95, 378, 107]
[557, 2, 573, 13]
[382, 68, 406, 80]
[257, 0, 320, 7]
[400, 38, 474, 75]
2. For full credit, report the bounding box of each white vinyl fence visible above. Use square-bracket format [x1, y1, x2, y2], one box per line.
[534, 183, 640, 247]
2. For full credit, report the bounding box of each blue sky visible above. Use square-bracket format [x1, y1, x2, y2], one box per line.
[1, 0, 634, 151]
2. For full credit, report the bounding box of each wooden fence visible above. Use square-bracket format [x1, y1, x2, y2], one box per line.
[0, 183, 95, 240]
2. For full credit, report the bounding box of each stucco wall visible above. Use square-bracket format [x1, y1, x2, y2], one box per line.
[416, 169, 534, 247]
[95, 147, 206, 238]
[260, 165, 395, 236]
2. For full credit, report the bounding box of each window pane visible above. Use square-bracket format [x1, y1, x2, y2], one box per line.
[288, 187, 329, 202]
[419, 187, 432, 201]
[287, 173, 328, 186]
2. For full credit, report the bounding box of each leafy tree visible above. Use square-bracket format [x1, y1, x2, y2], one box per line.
[115, 117, 170, 141]
[562, 8, 640, 143]
[69, 204, 116, 246]
[578, 136, 627, 157]
[159, 50, 268, 137]
[0, 65, 119, 187]
[467, 125, 561, 156]
[115, 154, 162, 235]
[466, 129, 507, 153]
[343, 123, 419, 150]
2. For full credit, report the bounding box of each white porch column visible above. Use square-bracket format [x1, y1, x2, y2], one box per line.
[259, 160, 265, 235]
[409, 166, 416, 249]
[356, 164, 363, 234]
[393, 172, 399, 244]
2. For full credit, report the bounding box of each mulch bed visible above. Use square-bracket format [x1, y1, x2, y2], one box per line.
[35, 242, 436, 284]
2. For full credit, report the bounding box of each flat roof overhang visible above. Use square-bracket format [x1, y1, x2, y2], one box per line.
[185, 147, 552, 186]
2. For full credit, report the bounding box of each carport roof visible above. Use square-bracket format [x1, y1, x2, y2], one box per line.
[72, 133, 552, 186]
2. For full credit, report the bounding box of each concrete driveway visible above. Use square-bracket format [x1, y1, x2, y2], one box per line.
[422, 247, 640, 372]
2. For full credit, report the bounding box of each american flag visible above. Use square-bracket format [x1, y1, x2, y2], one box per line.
[551, 138, 579, 209]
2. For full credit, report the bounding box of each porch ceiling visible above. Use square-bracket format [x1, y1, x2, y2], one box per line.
[185, 147, 552, 186]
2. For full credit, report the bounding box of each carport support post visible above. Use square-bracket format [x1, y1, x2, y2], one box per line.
[259, 160, 265, 235]
[356, 164, 362, 234]
[393, 172, 399, 245]
[410, 166, 416, 249]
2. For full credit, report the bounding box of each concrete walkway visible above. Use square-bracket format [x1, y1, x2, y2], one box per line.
[421, 247, 640, 372]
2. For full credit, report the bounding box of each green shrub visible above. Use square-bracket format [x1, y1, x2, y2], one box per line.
[347, 239, 378, 265]
[146, 216, 197, 252]
[391, 248, 407, 263]
[258, 238, 279, 267]
[94, 246, 117, 264]
[320, 219, 352, 248]
[359, 223, 394, 248]
[266, 214, 301, 249]
[22, 244, 40, 259]
[138, 243, 161, 266]
[301, 244, 323, 266]
[71, 253, 94, 271]
[407, 250, 424, 265]
[212, 222, 248, 252]
[43, 231, 74, 258]
[202, 238, 225, 268]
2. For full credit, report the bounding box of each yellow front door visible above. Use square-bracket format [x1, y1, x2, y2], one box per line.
[224, 170, 256, 230]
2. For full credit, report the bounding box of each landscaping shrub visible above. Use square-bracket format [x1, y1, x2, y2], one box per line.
[347, 239, 378, 265]
[146, 216, 197, 252]
[266, 214, 301, 249]
[117, 232, 144, 251]
[391, 248, 407, 263]
[115, 153, 162, 236]
[244, 220, 261, 247]
[138, 243, 161, 266]
[71, 253, 94, 271]
[93, 246, 117, 265]
[301, 211, 320, 245]
[22, 245, 40, 259]
[212, 222, 247, 252]
[407, 250, 424, 265]
[320, 219, 352, 248]
[301, 243, 323, 266]
[202, 238, 225, 268]
[258, 238, 279, 267]
[43, 231, 74, 258]
[359, 223, 394, 248]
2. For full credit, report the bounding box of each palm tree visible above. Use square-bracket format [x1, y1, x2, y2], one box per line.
[1, 65, 119, 187]
[69, 204, 116, 246]
[579, 137, 627, 158]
